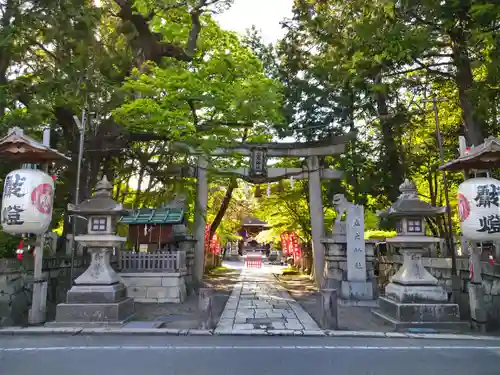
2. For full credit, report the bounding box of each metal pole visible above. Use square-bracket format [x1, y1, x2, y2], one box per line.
[422, 97, 457, 275]
[69, 109, 86, 283]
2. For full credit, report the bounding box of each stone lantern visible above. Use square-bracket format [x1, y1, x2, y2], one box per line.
[372, 179, 467, 330]
[55, 176, 134, 325]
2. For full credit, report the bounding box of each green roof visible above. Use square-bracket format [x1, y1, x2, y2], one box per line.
[120, 207, 184, 225]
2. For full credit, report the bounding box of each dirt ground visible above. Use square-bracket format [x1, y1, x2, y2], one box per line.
[276, 274, 393, 332]
[133, 267, 241, 329]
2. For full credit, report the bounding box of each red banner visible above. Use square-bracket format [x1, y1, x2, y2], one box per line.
[205, 225, 221, 255]
[280, 232, 301, 261]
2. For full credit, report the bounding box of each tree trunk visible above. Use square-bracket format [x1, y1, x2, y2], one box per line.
[209, 178, 238, 241]
[134, 167, 145, 208]
[374, 75, 404, 201]
[450, 30, 484, 145]
[207, 129, 249, 241]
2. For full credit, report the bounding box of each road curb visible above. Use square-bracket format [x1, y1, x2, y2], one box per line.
[0, 327, 497, 340]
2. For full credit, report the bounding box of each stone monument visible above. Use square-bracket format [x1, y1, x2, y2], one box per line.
[372, 179, 468, 330]
[323, 194, 377, 305]
[344, 203, 374, 300]
[54, 176, 134, 325]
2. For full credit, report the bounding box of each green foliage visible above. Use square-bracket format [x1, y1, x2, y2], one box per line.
[2, 0, 500, 254]
[272, 0, 500, 240]
[365, 230, 397, 240]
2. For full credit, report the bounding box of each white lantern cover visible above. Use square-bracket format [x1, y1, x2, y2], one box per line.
[458, 177, 500, 240]
[1, 169, 55, 234]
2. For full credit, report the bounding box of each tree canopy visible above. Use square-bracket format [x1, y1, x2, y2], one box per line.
[1, 0, 500, 261]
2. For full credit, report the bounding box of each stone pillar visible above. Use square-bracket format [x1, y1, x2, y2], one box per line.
[343, 204, 373, 300]
[307, 155, 325, 287]
[194, 156, 208, 286]
[178, 236, 196, 294]
[198, 288, 214, 329]
[468, 243, 487, 331]
[319, 289, 338, 329]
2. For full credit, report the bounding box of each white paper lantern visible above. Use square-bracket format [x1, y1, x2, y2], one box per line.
[458, 177, 500, 241]
[1, 169, 55, 234]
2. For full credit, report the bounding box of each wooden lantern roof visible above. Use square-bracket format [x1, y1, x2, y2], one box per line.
[0, 127, 70, 163]
[439, 136, 500, 171]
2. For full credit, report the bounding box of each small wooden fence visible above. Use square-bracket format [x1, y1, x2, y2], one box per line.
[119, 251, 186, 272]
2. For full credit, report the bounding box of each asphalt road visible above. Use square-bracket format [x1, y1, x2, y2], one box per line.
[1, 335, 500, 375]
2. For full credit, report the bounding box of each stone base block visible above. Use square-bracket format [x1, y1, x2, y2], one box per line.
[323, 277, 341, 290]
[341, 280, 374, 300]
[66, 283, 127, 304]
[55, 298, 134, 323]
[120, 273, 186, 303]
[372, 309, 470, 332]
[372, 296, 469, 331]
[386, 282, 448, 303]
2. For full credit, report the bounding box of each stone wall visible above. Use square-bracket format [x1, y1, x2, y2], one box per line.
[0, 255, 90, 326]
[120, 272, 187, 303]
[322, 238, 378, 300]
[377, 256, 500, 330]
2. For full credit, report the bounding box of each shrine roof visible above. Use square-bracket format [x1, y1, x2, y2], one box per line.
[439, 136, 500, 171]
[241, 217, 269, 227]
[120, 207, 184, 225]
[0, 127, 70, 163]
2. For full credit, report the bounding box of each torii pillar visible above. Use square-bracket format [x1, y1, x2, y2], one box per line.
[308, 155, 325, 286]
[175, 135, 351, 287]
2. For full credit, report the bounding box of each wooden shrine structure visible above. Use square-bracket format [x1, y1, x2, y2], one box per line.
[120, 197, 187, 252]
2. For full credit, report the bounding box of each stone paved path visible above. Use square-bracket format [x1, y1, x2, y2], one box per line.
[215, 266, 321, 334]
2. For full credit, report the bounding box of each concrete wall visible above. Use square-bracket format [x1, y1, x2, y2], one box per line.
[120, 272, 187, 303]
[377, 256, 500, 330]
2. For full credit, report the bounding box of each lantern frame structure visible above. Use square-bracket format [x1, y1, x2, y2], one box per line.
[0, 127, 70, 325]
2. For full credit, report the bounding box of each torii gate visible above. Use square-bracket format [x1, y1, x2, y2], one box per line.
[173, 135, 351, 286]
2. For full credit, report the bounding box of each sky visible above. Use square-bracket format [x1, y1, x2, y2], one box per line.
[214, 0, 294, 44]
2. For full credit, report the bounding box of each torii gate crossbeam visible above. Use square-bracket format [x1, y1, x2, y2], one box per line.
[174, 134, 352, 287]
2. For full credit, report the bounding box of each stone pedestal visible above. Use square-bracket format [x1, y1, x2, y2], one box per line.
[372, 248, 468, 331]
[322, 235, 377, 306]
[54, 242, 134, 326]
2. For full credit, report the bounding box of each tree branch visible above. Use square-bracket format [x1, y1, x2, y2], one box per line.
[413, 58, 455, 78]
[115, 0, 220, 64]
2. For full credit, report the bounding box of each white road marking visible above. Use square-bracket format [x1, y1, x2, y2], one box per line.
[1, 345, 500, 352]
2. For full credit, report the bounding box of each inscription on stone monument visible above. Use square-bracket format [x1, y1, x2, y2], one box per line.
[346, 204, 366, 281]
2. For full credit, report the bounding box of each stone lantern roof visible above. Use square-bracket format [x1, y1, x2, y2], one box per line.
[68, 176, 130, 217]
[378, 179, 446, 218]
